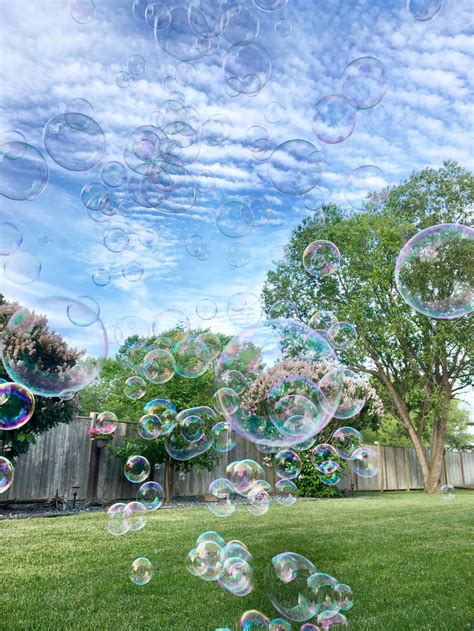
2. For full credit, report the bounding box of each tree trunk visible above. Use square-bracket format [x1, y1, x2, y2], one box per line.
[163, 456, 174, 504]
[424, 411, 449, 493]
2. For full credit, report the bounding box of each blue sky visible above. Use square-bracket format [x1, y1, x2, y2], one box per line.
[0, 0, 473, 354]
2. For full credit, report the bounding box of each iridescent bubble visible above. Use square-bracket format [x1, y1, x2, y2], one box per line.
[125, 500, 147, 531]
[219, 369, 247, 394]
[311, 443, 339, 474]
[213, 388, 240, 416]
[253, 0, 287, 11]
[407, 0, 443, 20]
[0, 383, 35, 431]
[227, 292, 262, 327]
[130, 557, 153, 585]
[152, 308, 190, 347]
[275, 18, 291, 36]
[307, 572, 340, 617]
[105, 502, 128, 536]
[128, 54, 146, 75]
[103, 227, 129, 253]
[264, 102, 287, 126]
[207, 478, 236, 517]
[212, 421, 236, 452]
[2, 298, 107, 396]
[245, 125, 273, 161]
[188, 0, 230, 39]
[269, 300, 299, 320]
[248, 479, 273, 513]
[316, 612, 348, 629]
[69, 0, 96, 24]
[181, 415, 206, 442]
[187, 540, 224, 581]
[224, 3, 260, 44]
[101, 161, 127, 187]
[154, 4, 210, 62]
[303, 241, 340, 278]
[81, 182, 112, 213]
[196, 298, 218, 320]
[173, 334, 212, 379]
[216, 201, 254, 238]
[275, 450, 301, 480]
[220, 556, 254, 596]
[124, 376, 146, 400]
[312, 95, 356, 145]
[43, 114, 105, 171]
[142, 348, 175, 384]
[115, 71, 130, 88]
[240, 610, 270, 629]
[335, 583, 354, 611]
[143, 398, 177, 435]
[226, 459, 264, 495]
[0, 142, 49, 200]
[122, 261, 144, 282]
[95, 411, 117, 435]
[137, 481, 164, 511]
[341, 57, 388, 110]
[64, 98, 95, 125]
[351, 446, 379, 478]
[269, 619, 291, 631]
[138, 413, 163, 440]
[165, 406, 214, 460]
[124, 455, 151, 483]
[274, 478, 297, 506]
[92, 268, 111, 287]
[268, 140, 324, 196]
[440, 483, 455, 501]
[3, 250, 41, 285]
[226, 243, 251, 269]
[197, 332, 221, 361]
[344, 165, 389, 212]
[197, 530, 226, 547]
[201, 114, 232, 146]
[265, 552, 318, 621]
[0, 457, 14, 494]
[0, 222, 22, 256]
[224, 42, 272, 96]
[331, 426, 362, 460]
[308, 310, 337, 330]
[186, 234, 207, 257]
[395, 224, 474, 319]
[327, 322, 357, 350]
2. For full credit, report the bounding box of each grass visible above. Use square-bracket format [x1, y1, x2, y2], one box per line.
[0, 491, 473, 630]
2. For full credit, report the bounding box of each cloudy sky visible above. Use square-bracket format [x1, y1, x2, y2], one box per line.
[0, 0, 472, 352]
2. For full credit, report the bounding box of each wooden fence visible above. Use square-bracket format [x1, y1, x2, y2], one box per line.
[1, 415, 473, 502]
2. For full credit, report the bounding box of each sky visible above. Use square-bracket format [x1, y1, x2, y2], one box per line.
[0, 0, 473, 387]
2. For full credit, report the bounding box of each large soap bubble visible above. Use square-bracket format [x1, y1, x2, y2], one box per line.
[0, 222, 22, 256]
[341, 57, 388, 110]
[407, 0, 443, 21]
[1, 297, 108, 397]
[268, 140, 324, 196]
[165, 406, 215, 460]
[265, 552, 318, 621]
[223, 42, 272, 96]
[215, 319, 340, 447]
[312, 95, 356, 145]
[395, 223, 474, 319]
[43, 114, 106, 171]
[154, 4, 210, 61]
[0, 142, 49, 200]
[130, 557, 154, 586]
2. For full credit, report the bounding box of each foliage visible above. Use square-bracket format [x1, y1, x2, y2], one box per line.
[0, 294, 79, 461]
[261, 162, 474, 491]
[296, 449, 346, 498]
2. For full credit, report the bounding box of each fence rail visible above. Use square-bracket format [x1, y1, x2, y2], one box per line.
[2, 416, 473, 502]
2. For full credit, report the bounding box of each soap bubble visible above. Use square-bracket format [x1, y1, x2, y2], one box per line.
[224, 540, 252, 564]
[253, 0, 287, 11]
[212, 421, 236, 452]
[137, 481, 164, 511]
[196, 298, 218, 320]
[0, 380, 10, 406]
[308, 572, 340, 616]
[96, 411, 117, 435]
[302, 187, 326, 212]
[395, 223, 474, 319]
[224, 42, 272, 96]
[207, 478, 237, 517]
[311, 444, 339, 474]
[312, 95, 356, 145]
[138, 413, 163, 440]
[224, 3, 260, 45]
[440, 483, 455, 501]
[115, 71, 130, 88]
[303, 241, 340, 278]
[308, 310, 337, 330]
[407, 0, 443, 21]
[3, 251, 41, 285]
[226, 459, 264, 495]
[0, 130, 27, 148]
[240, 610, 270, 629]
[248, 479, 273, 512]
[268, 140, 324, 196]
[43, 114, 105, 171]
[124, 455, 151, 483]
[124, 376, 146, 400]
[0, 222, 22, 255]
[69, 0, 96, 24]
[154, 4, 210, 62]
[125, 500, 147, 531]
[141, 348, 175, 384]
[143, 398, 177, 435]
[341, 57, 388, 110]
[1, 297, 108, 397]
[269, 300, 299, 320]
[201, 114, 232, 146]
[316, 612, 348, 629]
[351, 446, 379, 478]
[139, 227, 158, 248]
[275, 18, 291, 36]
[319, 469, 342, 486]
[274, 478, 297, 506]
[152, 308, 190, 347]
[64, 98, 95, 129]
[67, 295, 100, 327]
[245, 125, 273, 161]
[344, 165, 389, 212]
[227, 292, 262, 327]
[103, 227, 129, 253]
[218, 369, 247, 395]
[322, 368, 366, 420]
[265, 552, 318, 621]
[128, 54, 146, 75]
[188, 0, 230, 39]
[0, 457, 14, 494]
[173, 334, 213, 379]
[130, 557, 153, 586]
[197, 530, 227, 547]
[331, 427, 362, 460]
[122, 261, 144, 282]
[226, 243, 251, 269]
[275, 450, 301, 479]
[220, 557, 254, 596]
[213, 388, 240, 416]
[81, 180, 112, 213]
[165, 406, 214, 460]
[101, 161, 127, 187]
[335, 583, 354, 611]
[186, 541, 224, 581]
[216, 201, 254, 238]
[105, 502, 128, 536]
[0, 142, 49, 200]
[327, 322, 357, 350]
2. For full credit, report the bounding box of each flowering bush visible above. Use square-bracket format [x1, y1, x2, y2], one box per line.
[88, 427, 114, 442]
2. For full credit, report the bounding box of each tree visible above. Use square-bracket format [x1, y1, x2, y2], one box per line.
[79, 331, 227, 501]
[262, 162, 473, 492]
[0, 294, 78, 460]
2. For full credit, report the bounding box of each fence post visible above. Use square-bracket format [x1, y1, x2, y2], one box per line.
[376, 443, 385, 492]
[403, 447, 410, 491]
[86, 412, 101, 500]
[459, 451, 466, 488]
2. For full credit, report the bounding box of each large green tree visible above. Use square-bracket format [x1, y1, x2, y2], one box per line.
[262, 162, 473, 492]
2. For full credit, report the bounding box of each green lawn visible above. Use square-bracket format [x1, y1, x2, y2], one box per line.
[0, 491, 472, 630]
